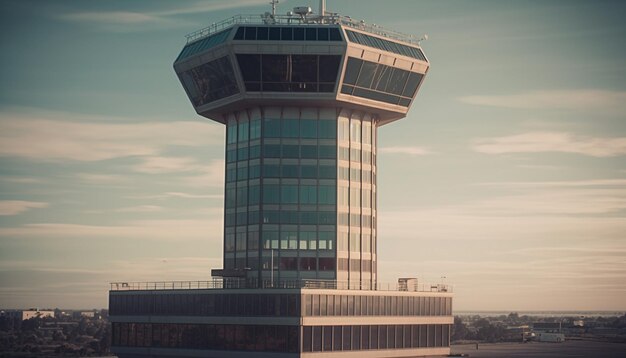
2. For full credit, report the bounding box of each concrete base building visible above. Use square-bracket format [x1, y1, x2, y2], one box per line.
[110, 282, 452, 357]
[109, 2, 452, 357]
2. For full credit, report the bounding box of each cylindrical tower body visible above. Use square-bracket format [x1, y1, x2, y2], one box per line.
[221, 106, 378, 288]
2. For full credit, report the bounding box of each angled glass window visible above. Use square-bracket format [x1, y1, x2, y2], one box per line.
[345, 29, 427, 62]
[181, 56, 239, 107]
[343, 57, 362, 85]
[175, 28, 232, 62]
[340, 57, 420, 107]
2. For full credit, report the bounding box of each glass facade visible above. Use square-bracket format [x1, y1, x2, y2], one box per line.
[111, 322, 449, 353]
[302, 324, 449, 352]
[112, 323, 299, 353]
[223, 107, 377, 287]
[345, 30, 427, 62]
[234, 26, 342, 42]
[236, 54, 342, 92]
[175, 28, 232, 62]
[179, 56, 239, 107]
[302, 294, 452, 317]
[110, 292, 300, 317]
[341, 57, 423, 107]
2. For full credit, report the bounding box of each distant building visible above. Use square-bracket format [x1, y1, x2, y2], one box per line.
[109, 1, 453, 357]
[532, 322, 562, 333]
[6, 308, 55, 320]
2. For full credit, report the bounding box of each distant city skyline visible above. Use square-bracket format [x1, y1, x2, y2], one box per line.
[1, 0, 625, 311]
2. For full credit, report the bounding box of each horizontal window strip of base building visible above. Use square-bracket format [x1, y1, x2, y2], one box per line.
[109, 293, 299, 317]
[303, 294, 452, 317]
[112, 323, 299, 353]
[303, 324, 450, 352]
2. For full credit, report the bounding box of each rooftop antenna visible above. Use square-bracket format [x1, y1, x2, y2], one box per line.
[319, 0, 326, 17]
[270, 0, 279, 17]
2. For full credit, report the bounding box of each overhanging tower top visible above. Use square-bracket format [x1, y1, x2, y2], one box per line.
[173, 1, 430, 125]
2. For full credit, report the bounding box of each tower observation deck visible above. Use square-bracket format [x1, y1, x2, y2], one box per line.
[109, 3, 452, 357]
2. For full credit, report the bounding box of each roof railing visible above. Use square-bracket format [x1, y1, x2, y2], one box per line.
[185, 13, 418, 45]
[109, 279, 451, 293]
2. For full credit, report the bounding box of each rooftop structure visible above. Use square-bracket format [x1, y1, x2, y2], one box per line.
[109, 2, 451, 357]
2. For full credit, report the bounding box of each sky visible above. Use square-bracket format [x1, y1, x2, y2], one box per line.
[0, 0, 625, 311]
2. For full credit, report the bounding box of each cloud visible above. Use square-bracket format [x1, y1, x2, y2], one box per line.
[0, 177, 42, 184]
[75, 173, 127, 184]
[133, 156, 201, 174]
[459, 89, 626, 114]
[163, 192, 222, 199]
[0, 109, 222, 162]
[181, 160, 225, 188]
[472, 131, 626, 157]
[60, 11, 164, 25]
[116, 205, 163, 213]
[0, 220, 222, 242]
[0, 201, 48, 216]
[59, 0, 266, 27]
[379, 146, 434, 156]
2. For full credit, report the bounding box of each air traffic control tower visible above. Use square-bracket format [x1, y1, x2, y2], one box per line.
[109, 2, 453, 357]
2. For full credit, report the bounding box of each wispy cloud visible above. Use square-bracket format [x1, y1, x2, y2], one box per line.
[75, 173, 128, 184]
[472, 131, 626, 157]
[133, 156, 202, 174]
[163, 192, 222, 199]
[379, 146, 434, 156]
[181, 160, 225, 188]
[58, 0, 266, 28]
[0, 220, 221, 242]
[459, 89, 626, 114]
[0, 201, 48, 216]
[0, 177, 42, 184]
[0, 109, 222, 162]
[116, 205, 163, 213]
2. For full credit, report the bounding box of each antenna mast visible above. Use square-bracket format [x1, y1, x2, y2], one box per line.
[319, 0, 326, 17]
[270, 0, 279, 16]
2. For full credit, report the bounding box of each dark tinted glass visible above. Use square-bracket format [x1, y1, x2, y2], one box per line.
[262, 55, 289, 82]
[292, 55, 317, 82]
[176, 29, 232, 62]
[269, 27, 281, 40]
[182, 57, 239, 106]
[244, 27, 257, 40]
[387, 68, 409, 95]
[345, 29, 427, 61]
[281, 27, 293, 40]
[306, 27, 317, 40]
[257, 27, 269, 40]
[319, 56, 341, 82]
[402, 72, 424, 97]
[343, 58, 362, 85]
[317, 27, 329, 41]
[356, 61, 377, 88]
[341, 57, 418, 107]
[237, 54, 261, 81]
[293, 27, 305, 40]
[239, 55, 340, 93]
[329, 28, 342, 40]
[234, 27, 245, 40]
